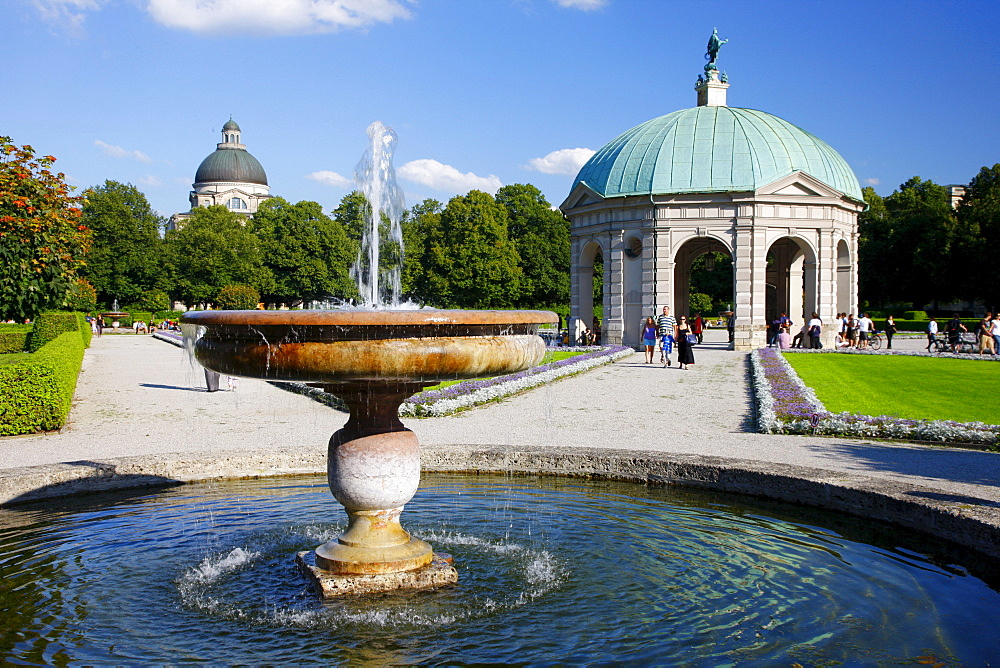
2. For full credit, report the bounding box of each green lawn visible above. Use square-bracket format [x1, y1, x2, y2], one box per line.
[423, 350, 585, 391]
[783, 353, 1000, 424]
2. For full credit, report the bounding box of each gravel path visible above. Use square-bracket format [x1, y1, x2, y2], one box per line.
[3, 330, 999, 503]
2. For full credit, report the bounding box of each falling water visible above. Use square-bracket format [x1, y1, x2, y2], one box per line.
[351, 121, 406, 307]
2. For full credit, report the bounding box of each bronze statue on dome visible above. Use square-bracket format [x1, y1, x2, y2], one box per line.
[705, 28, 728, 72]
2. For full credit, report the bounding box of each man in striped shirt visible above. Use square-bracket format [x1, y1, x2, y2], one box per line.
[657, 306, 677, 367]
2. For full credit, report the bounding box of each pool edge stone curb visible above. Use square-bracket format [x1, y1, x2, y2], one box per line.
[2, 443, 1000, 563]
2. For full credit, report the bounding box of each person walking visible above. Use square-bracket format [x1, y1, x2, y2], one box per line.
[676, 316, 695, 370]
[657, 306, 677, 367]
[692, 312, 704, 344]
[807, 312, 823, 349]
[979, 313, 996, 355]
[945, 313, 966, 353]
[641, 317, 658, 364]
[926, 317, 938, 351]
[857, 313, 873, 349]
[884, 315, 898, 350]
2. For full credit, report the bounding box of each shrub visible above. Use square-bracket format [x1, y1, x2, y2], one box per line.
[0, 324, 32, 353]
[155, 309, 184, 320]
[27, 312, 81, 352]
[903, 310, 928, 320]
[216, 284, 260, 310]
[0, 331, 85, 435]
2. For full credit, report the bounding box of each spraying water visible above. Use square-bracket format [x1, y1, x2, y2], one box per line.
[350, 121, 406, 307]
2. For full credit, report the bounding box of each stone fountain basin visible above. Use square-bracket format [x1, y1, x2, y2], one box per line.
[180, 309, 559, 383]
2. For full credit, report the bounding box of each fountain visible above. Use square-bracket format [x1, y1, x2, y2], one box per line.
[101, 299, 129, 330]
[182, 122, 557, 596]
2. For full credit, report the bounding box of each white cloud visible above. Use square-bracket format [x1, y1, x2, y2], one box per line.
[552, 0, 607, 10]
[94, 140, 153, 163]
[864, 177, 880, 186]
[526, 148, 595, 175]
[306, 170, 353, 188]
[146, 0, 413, 35]
[137, 174, 162, 187]
[32, 0, 103, 33]
[397, 159, 503, 195]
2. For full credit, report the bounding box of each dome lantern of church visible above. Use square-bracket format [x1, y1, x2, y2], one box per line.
[560, 33, 864, 351]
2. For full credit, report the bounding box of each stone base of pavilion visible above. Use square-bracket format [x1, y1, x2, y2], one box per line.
[295, 551, 458, 598]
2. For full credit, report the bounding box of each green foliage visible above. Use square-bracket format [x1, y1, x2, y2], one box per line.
[400, 198, 442, 298]
[495, 184, 570, 308]
[903, 310, 928, 320]
[133, 289, 171, 313]
[66, 278, 98, 313]
[155, 309, 184, 320]
[27, 311, 81, 352]
[957, 164, 1000, 309]
[0, 331, 85, 435]
[688, 292, 713, 314]
[0, 324, 31, 353]
[79, 180, 166, 308]
[332, 190, 369, 243]
[689, 251, 733, 313]
[215, 284, 260, 310]
[253, 197, 358, 305]
[0, 137, 90, 322]
[164, 205, 273, 306]
[413, 190, 522, 308]
[76, 311, 92, 348]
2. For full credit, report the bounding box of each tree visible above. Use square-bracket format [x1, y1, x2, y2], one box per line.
[400, 198, 441, 299]
[494, 184, 570, 308]
[882, 177, 959, 308]
[66, 278, 98, 313]
[417, 190, 522, 308]
[332, 190, 368, 243]
[79, 181, 165, 308]
[857, 186, 892, 307]
[253, 197, 357, 306]
[956, 164, 1000, 311]
[163, 206, 273, 307]
[0, 137, 90, 322]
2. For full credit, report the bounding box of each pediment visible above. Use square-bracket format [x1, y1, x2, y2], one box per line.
[559, 182, 604, 212]
[756, 171, 843, 199]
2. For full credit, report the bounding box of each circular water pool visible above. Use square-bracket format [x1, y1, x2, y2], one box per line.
[1, 473, 998, 664]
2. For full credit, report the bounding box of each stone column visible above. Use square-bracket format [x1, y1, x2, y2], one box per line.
[733, 223, 767, 350]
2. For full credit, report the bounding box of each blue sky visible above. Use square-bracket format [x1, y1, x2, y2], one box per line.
[3, 0, 998, 218]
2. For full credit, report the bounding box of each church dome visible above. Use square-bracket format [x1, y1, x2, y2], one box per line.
[194, 147, 268, 186]
[573, 106, 862, 201]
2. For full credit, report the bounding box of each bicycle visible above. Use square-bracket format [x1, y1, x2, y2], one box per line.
[868, 330, 882, 350]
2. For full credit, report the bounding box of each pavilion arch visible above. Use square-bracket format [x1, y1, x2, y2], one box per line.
[765, 236, 818, 327]
[576, 240, 605, 339]
[673, 235, 734, 319]
[837, 239, 851, 315]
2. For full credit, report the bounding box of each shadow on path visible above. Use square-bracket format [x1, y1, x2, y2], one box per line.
[803, 440, 1000, 488]
[140, 383, 203, 392]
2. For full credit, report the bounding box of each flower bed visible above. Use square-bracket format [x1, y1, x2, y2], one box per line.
[750, 347, 1000, 447]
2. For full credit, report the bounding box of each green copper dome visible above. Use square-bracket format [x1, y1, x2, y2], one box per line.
[222, 119, 241, 132]
[573, 106, 862, 201]
[194, 148, 267, 186]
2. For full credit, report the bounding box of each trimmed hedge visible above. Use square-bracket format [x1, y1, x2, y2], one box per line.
[0, 331, 85, 435]
[27, 312, 90, 352]
[0, 324, 32, 354]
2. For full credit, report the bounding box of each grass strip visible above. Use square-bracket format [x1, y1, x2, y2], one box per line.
[783, 353, 1000, 425]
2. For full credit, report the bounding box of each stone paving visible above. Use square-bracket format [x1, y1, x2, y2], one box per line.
[2, 329, 999, 506]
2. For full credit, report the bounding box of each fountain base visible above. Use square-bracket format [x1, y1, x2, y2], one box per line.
[296, 551, 458, 598]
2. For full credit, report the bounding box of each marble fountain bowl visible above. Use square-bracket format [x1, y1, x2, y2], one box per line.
[178, 308, 559, 594]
